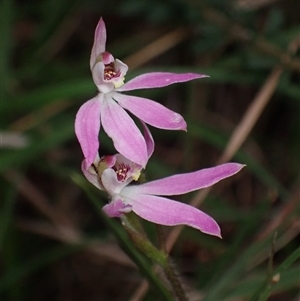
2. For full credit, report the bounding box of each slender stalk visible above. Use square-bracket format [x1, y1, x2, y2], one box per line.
[156, 225, 189, 301]
[156, 224, 167, 253]
[121, 214, 167, 267]
[122, 215, 189, 301]
[164, 258, 189, 301]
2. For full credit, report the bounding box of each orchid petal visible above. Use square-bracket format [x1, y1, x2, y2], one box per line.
[114, 59, 129, 79]
[126, 194, 221, 237]
[90, 18, 106, 70]
[103, 198, 132, 217]
[75, 96, 101, 168]
[117, 72, 208, 92]
[125, 163, 245, 196]
[101, 95, 148, 166]
[115, 93, 187, 130]
[92, 61, 104, 85]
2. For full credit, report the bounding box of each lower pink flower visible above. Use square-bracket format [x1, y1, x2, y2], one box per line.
[83, 153, 245, 238]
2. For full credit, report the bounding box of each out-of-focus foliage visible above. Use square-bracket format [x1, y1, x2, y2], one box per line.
[1, 0, 299, 300]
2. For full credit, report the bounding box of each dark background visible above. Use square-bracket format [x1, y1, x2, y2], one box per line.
[1, 0, 299, 300]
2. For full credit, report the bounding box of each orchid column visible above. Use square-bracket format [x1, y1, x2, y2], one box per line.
[75, 17, 244, 301]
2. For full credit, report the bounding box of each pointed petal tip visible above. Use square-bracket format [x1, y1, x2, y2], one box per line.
[218, 162, 246, 175]
[90, 17, 107, 70]
[198, 220, 222, 238]
[178, 117, 187, 131]
[191, 73, 209, 78]
[201, 230, 222, 238]
[208, 229, 222, 239]
[213, 232, 222, 239]
[183, 73, 210, 81]
[96, 17, 105, 30]
[233, 163, 246, 172]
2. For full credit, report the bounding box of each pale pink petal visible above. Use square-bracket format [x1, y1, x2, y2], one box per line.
[126, 194, 221, 237]
[81, 159, 103, 190]
[115, 93, 187, 130]
[92, 61, 104, 84]
[125, 163, 245, 196]
[75, 96, 102, 168]
[141, 121, 154, 158]
[117, 72, 208, 92]
[101, 168, 119, 194]
[103, 199, 132, 217]
[100, 95, 148, 166]
[114, 59, 129, 78]
[90, 18, 106, 70]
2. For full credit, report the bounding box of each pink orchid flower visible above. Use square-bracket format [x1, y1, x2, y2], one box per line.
[83, 152, 244, 237]
[75, 17, 207, 168]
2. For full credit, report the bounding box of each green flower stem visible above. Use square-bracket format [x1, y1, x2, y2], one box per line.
[121, 214, 167, 267]
[156, 224, 167, 253]
[164, 258, 189, 301]
[121, 214, 189, 301]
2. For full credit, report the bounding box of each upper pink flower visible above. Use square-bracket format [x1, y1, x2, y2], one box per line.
[83, 152, 245, 237]
[75, 18, 207, 168]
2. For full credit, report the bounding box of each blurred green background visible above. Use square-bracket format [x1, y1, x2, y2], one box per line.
[1, 0, 299, 300]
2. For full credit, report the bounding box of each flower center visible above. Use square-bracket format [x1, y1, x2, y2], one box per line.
[113, 163, 130, 182]
[104, 64, 120, 81]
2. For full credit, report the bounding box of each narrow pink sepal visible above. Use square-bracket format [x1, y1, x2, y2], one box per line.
[90, 18, 107, 70]
[100, 95, 148, 167]
[117, 72, 208, 92]
[128, 194, 221, 237]
[75, 96, 101, 168]
[126, 163, 245, 196]
[115, 93, 187, 130]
